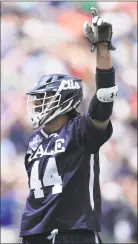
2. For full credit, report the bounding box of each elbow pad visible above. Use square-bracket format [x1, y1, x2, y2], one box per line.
[89, 67, 118, 121]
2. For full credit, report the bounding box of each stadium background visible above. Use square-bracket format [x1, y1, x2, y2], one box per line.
[1, 1, 137, 243]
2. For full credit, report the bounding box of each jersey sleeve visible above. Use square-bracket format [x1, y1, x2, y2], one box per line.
[71, 112, 113, 153]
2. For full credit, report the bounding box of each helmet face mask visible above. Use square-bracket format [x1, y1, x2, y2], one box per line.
[27, 92, 61, 128]
[27, 74, 83, 129]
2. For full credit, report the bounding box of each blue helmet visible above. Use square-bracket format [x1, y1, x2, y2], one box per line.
[27, 74, 83, 128]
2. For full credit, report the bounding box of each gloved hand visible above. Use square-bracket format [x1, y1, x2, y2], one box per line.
[84, 8, 116, 52]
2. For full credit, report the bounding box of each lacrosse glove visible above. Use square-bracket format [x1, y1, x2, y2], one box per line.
[84, 8, 116, 52]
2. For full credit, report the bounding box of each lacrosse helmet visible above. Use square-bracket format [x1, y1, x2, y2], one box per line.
[27, 74, 83, 129]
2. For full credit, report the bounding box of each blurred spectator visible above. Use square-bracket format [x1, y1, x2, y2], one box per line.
[1, 1, 137, 243]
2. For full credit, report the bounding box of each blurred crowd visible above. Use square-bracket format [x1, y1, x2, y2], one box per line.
[1, 1, 137, 243]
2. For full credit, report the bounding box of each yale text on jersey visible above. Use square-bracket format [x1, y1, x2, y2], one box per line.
[28, 138, 65, 162]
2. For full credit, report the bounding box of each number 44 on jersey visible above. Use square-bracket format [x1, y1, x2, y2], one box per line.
[30, 157, 62, 198]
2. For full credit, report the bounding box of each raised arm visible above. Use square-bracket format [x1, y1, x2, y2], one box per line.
[97, 42, 112, 70]
[84, 8, 118, 129]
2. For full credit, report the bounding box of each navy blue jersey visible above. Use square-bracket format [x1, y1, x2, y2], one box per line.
[20, 112, 112, 236]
